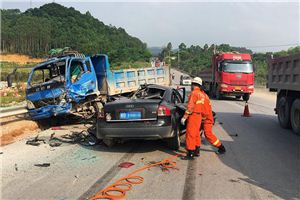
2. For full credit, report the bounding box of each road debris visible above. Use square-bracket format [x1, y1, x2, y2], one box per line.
[81, 156, 96, 160]
[229, 179, 240, 183]
[34, 163, 50, 167]
[229, 133, 238, 137]
[51, 126, 65, 130]
[26, 135, 46, 146]
[0, 152, 3, 154]
[49, 142, 62, 147]
[118, 162, 135, 168]
[14, 163, 18, 171]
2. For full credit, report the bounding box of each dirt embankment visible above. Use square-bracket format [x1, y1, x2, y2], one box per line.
[0, 54, 44, 64]
[0, 116, 40, 146]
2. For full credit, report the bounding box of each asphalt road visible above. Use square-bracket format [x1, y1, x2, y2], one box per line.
[1, 69, 300, 200]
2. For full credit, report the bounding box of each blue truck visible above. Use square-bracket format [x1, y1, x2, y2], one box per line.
[25, 53, 171, 120]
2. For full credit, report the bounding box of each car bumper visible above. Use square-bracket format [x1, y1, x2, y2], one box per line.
[96, 119, 173, 140]
[28, 103, 72, 120]
[220, 85, 254, 95]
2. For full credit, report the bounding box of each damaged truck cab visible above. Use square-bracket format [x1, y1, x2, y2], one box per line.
[26, 54, 100, 120]
[26, 53, 170, 120]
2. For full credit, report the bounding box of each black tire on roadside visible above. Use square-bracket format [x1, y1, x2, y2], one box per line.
[242, 93, 250, 101]
[166, 126, 180, 150]
[290, 99, 300, 135]
[277, 96, 292, 129]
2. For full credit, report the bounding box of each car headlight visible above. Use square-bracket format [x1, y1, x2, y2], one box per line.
[27, 100, 35, 109]
[248, 85, 254, 89]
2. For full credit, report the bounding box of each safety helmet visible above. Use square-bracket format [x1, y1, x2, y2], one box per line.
[192, 77, 203, 86]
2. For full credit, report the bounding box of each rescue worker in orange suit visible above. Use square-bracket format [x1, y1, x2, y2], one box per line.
[181, 77, 205, 160]
[201, 87, 226, 155]
[181, 77, 226, 160]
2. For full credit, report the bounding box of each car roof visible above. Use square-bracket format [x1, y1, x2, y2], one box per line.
[147, 84, 172, 91]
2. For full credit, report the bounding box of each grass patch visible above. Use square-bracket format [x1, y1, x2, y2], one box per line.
[0, 87, 25, 107]
[0, 62, 35, 82]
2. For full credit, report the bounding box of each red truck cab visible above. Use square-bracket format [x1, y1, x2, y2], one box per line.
[210, 52, 254, 101]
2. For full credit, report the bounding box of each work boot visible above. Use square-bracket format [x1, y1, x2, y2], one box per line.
[217, 144, 226, 154]
[194, 146, 200, 157]
[181, 150, 194, 160]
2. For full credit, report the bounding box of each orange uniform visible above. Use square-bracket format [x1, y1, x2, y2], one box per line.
[201, 91, 222, 148]
[184, 87, 205, 151]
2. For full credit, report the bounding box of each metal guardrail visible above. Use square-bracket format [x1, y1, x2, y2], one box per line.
[0, 105, 28, 118]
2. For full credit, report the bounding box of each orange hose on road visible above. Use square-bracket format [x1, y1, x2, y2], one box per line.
[90, 154, 181, 200]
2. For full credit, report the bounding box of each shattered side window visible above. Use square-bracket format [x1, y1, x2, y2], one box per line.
[70, 60, 85, 83]
[31, 69, 50, 85]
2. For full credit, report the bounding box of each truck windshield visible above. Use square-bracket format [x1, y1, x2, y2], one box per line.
[29, 61, 66, 86]
[221, 61, 253, 73]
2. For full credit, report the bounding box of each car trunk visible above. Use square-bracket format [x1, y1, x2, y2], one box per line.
[104, 98, 161, 122]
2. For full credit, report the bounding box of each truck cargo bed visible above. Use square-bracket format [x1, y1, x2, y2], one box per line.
[267, 54, 300, 91]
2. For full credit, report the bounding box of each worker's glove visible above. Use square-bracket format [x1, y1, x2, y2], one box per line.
[181, 117, 186, 125]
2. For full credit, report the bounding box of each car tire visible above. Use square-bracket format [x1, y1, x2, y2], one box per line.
[277, 96, 292, 129]
[166, 126, 180, 150]
[290, 99, 300, 135]
[242, 94, 250, 101]
[103, 139, 116, 147]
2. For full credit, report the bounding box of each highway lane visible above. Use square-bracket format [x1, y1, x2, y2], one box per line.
[1, 69, 299, 200]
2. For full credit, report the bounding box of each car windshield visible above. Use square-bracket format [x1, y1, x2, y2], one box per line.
[221, 61, 253, 73]
[29, 61, 66, 86]
[132, 86, 165, 100]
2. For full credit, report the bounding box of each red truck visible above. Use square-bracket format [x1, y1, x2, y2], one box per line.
[199, 52, 255, 101]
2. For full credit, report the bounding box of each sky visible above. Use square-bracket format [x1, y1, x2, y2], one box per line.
[1, 0, 300, 52]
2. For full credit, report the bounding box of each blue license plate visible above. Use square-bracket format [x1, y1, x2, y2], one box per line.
[120, 111, 141, 120]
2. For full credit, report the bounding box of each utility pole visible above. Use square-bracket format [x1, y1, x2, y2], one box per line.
[30, 0, 32, 8]
[178, 49, 180, 68]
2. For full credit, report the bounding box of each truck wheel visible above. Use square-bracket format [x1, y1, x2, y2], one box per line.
[235, 96, 241, 99]
[277, 96, 292, 129]
[215, 86, 223, 100]
[290, 99, 300, 135]
[242, 94, 250, 101]
[166, 126, 180, 150]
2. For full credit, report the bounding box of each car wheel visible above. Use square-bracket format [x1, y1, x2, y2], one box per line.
[103, 139, 116, 147]
[166, 126, 180, 150]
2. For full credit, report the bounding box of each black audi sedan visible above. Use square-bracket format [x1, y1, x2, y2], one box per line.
[96, 84, 187, 150]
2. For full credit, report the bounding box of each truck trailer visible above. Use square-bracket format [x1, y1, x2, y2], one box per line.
[25, 52, 171, 120]
[199, 52, 255, 101]
[267, 53, 300, 135]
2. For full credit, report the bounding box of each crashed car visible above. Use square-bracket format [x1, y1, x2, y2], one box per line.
[96, 84, 187, 150]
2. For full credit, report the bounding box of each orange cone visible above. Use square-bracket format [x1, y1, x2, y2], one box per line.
[242, 102, 251, 117]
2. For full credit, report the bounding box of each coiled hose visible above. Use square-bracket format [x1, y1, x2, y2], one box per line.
[90, 154, 180, 200]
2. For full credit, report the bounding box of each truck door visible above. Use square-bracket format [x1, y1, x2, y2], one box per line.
[90, 55, 109, 95]
[68, 58, 97, 101]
